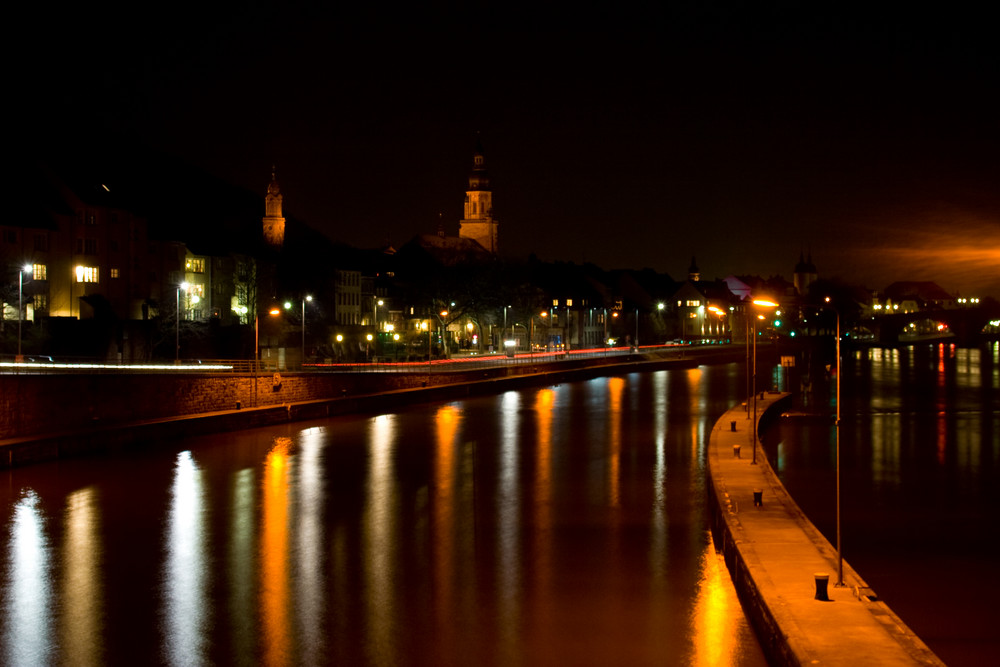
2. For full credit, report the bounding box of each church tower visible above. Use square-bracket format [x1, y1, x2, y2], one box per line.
[688, 256, 700, 282]
[793, 251, 817, 296]
[458, 139, 499, 254]
[263, 166, 285, 249]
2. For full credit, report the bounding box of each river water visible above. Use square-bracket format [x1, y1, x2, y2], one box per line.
[762, 340, 1000, 667]
[1, 364, 769, 666]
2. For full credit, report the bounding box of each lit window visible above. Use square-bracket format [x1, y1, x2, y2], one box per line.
[186, 258, 205, 273]
[566, 299, 573, 307]
[32, 264, 47, 280]
[75, 266, 99, 283]
[686, 300, 701, 307]
[110, 268, 120, 279]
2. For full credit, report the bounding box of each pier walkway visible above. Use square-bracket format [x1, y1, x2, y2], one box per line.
[708, 393, 945, 666]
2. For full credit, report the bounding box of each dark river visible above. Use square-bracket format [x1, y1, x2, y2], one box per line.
[762, 340, 1000, 667]
[1, 364, 770, 666]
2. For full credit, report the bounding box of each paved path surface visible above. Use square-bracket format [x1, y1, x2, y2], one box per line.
[708, 393, 945, 666]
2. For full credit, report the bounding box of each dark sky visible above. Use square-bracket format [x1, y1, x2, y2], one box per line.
[17, 4, 1000, 297]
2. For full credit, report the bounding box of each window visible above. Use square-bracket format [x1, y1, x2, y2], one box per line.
[32, 295, 48, 313]
[33, 234, 49, 252]
[75, 266, 99, 283]
[686, 300, 701, 307]
[75, 238, 98, 254]
[186, 258, 205, 273]
[566, 299, 573, 307]
[110, 268, 120, 279]
[32, 264, 47, 281]
[3, 230, 16, 244]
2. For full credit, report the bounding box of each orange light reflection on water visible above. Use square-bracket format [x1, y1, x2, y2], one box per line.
[689, 536, 742, 666]
[433, 405, 460, 655]
[260, 437, 291, 666]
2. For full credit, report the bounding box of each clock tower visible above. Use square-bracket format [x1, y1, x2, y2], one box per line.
[263, 166, 285, 249]
[458, 140, 499, 254]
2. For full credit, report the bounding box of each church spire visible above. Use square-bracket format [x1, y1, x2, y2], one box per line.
[458, 136, 499, 254]
[263, 165, 285, 248]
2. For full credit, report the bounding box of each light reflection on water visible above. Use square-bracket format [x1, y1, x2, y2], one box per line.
[2, 490, 53, 667]
[0, 366, 769, 666]
[63, 487, 101, 667]
[163, 450, 207, 667]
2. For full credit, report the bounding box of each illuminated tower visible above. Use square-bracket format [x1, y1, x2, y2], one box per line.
[263, 166, 285, 249]
[458, 140, 499, 254]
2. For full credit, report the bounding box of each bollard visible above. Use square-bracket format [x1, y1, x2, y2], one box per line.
[753, 489, 763, 507]
[814, 573, 830, 601]
[730, 420, 737, 432]
[733, 444, 741, 458]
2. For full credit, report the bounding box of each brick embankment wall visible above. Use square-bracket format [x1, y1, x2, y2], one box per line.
[1, 348, 745, 467]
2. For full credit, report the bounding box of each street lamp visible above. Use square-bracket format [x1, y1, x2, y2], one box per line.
[176, 282, 189, 361]
[750, 298, 778, 464]
[18, 264, 31, 358]
[825, 296, 844, 587]
[437, 309, 450, 358]
[286, 296, 312, 369]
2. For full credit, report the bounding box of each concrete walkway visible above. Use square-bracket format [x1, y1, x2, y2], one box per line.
[708, 393, 945, 666]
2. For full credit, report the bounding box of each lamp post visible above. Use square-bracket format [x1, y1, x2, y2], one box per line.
[825, 296, 844, 587]
[18, 264, 31, 358]
[604, 307, 608, 356]
[632, 307, 638, 350]
[176, 282, 189, 361]
[302, 296, 312, 368]
[750, 298, 778, 464]
[437, 309, 450, 358]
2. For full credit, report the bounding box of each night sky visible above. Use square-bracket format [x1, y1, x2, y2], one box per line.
[17, 4, 1000, 297]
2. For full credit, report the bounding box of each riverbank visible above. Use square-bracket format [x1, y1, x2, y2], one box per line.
[707, 395, 944, 666]
[1, 345, 747, 468]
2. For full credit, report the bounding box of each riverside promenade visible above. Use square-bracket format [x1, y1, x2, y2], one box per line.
[708, 393, 945, 666]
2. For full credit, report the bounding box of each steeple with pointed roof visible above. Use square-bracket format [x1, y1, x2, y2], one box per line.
[458, 137, 499, 254]
[263, 166, 285, 248]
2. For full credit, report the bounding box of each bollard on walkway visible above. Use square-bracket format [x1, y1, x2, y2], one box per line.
[814, 573, 830, 601]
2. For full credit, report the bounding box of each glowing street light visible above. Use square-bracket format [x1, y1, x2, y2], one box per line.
[749, 298, 778, 464]
[285, 296, 312, 368]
